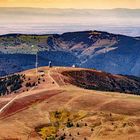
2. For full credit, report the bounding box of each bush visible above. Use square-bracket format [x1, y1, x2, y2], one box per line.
[59, 135, 65, 140]
[85, 123, 88, 126]
[32, 82, 36, 87]
[66, 120, 74, 128]
[76, 123, 80, 127]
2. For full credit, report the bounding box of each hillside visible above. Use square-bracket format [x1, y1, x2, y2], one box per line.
[0, 67, 140, 140]
[0, 30, 140, 76]
[61, 69, 140, 95]
[1, 67, 140, 97]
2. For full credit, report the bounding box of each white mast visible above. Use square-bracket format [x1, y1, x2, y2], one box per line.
[31, 45, 38, 78]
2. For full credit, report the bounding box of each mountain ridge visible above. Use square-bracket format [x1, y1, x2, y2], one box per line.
[0, 30, 140, 76]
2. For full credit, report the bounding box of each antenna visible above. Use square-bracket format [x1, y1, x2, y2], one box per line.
[35, 48, 38, 77]
[31, 45, 39, 82]
[31, 44, 50, 82]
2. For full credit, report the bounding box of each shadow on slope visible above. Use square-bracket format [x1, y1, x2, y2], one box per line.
[61, 69, 140, 95]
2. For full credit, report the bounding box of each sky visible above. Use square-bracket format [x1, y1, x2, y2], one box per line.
[0, 0, 140, 9]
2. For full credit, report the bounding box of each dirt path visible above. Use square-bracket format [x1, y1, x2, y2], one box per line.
[48, 69, 60, 87]
[0, 68, 62, 117]
[0, 87, 35, 114]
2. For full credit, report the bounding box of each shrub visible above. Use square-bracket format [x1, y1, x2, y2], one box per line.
[76, 123, 80, 127]
[69, 133, 72, 137]
[59, 135, 65, 140]
[77, 132, 80, 135]
[66, 120, 74, 128]
[25, 82, 32, 87]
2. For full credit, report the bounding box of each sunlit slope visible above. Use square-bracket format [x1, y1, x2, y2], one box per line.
[0, 67, 140, 139]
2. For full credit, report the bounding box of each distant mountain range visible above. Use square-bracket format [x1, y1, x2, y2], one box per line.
[0, 7, 140, 36]
[0, 30, 140, 77]
[0, 7, 140, 17]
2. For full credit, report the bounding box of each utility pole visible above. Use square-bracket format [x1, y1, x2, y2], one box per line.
[31, 45, 38, 80]
[35, 49, 38, 77]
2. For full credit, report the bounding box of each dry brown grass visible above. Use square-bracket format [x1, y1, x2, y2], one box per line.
[0, 67, 140, 140]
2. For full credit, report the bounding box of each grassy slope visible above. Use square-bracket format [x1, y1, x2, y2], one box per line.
[0, 67, 140, 140]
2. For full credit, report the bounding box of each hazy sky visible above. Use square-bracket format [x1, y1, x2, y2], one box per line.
[0, 0, 140, 9]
